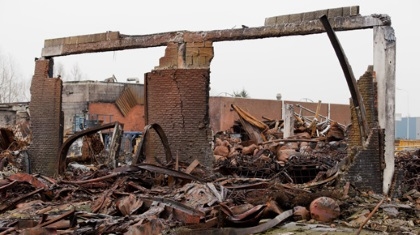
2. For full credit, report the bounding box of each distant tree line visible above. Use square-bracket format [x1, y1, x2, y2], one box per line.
[0, 50, 30, 103]
[0, 50, 87, 104]
[54, 62, 86, 81]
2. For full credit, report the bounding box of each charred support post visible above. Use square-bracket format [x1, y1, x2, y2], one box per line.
[320, 15, 370, 142]
[108, 123, 123, 169]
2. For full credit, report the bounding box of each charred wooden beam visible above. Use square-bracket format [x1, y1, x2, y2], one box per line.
[108, 123, 123, 169]
[41, 15, 389, 57]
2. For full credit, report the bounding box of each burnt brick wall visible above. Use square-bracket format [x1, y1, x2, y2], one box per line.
[359, 66, 377, 129]
[348, 101, 361, 146]
[343, 128, 384, 193]
[344, 66, 383, 193]
[145, 69, 212, 167]
[156, 41, 214, 70]
[348, 66, 377, 147]
[28, 59, 63, 176]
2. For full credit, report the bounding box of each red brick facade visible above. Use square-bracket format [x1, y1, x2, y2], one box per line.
[88, 103, 145, 132]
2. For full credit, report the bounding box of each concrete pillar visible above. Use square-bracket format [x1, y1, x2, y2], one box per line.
[373, 26, 396, 195]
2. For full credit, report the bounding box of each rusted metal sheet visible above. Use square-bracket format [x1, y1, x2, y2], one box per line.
[231, 104, 268, 144]
[8, 173, 47, 189]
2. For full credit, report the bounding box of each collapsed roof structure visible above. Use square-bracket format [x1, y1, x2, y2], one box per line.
[0, 5, 407, 234]
[31, 5, 395, 194]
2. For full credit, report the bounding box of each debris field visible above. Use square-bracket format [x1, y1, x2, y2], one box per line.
[0, 104, 419, 235]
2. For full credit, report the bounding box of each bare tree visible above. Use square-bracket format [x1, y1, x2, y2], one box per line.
[70, 63, 83, 81]
[54, 62, 66, 79]
[0, 51, 29, 103]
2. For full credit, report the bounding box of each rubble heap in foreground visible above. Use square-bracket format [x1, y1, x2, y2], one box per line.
[0, 111, 419, 234]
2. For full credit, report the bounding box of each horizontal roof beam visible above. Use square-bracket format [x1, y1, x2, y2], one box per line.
[41, 15, 390, 57]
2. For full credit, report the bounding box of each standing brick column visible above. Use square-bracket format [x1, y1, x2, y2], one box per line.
[145, 69, 212, 168]
[143, 41, 214, 168]
[28, 59, 63, 176]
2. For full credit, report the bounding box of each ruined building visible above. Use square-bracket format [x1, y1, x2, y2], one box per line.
[28, 6, 395, 194]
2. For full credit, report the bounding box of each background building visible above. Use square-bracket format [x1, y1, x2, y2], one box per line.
[395, 115, 420, 140]
[62, 80, 144, 135]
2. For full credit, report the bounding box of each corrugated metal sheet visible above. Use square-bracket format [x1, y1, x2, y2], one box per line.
[115, 86, 139, 116]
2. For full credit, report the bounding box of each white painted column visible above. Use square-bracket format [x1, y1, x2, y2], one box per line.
[373, 26, 396, 195]
[283, 104, 294, 138]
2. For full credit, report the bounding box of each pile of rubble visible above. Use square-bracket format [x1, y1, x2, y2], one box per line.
[0, 105, 419, 234]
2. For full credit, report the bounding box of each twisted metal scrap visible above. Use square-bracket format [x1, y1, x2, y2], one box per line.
[133, 123, 173, 165]
[57, 122, 123, 175]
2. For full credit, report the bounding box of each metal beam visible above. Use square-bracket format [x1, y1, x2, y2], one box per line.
[320, 15, 370, 141]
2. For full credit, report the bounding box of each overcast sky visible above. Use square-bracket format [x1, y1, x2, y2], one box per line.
[1, 0, 419, 116]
